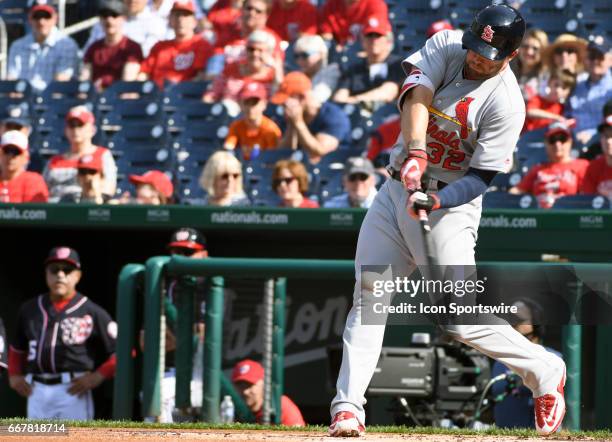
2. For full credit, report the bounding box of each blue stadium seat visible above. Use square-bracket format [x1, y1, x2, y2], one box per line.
[171, 120, 229, 151]
[247, 148, 294, 167]
[552, 194, 611, 210]
[163, 81, 210, 108]
[34, 81, 95, 106]
[247, 179, 280, 206]
[175, 146, 217, 179]
[0, 0, 27, 25]
[447, 0, 492, 29]
[263, 103, 285, 127]
[517, 147, 548, 173]
[317, 169, 345, 203]
[0, 79, 31, 99]
[116, 148, 174, 177]
[482, 191, 538, 209]
[177, 177, 207, 204]
[489, 172, 523, 191]
[98, 81, 161, 110]
[100, 100, 164, 127]
[167, 102, 230, 130]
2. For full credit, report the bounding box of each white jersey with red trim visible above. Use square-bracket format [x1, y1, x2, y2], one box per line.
[12, 293, 116, 374]
[389, 30, 525, 184]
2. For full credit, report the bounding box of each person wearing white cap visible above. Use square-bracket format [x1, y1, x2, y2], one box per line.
[0, 131, 48, 203]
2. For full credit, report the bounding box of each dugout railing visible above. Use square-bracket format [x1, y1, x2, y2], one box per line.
[114, 258, 612, 430]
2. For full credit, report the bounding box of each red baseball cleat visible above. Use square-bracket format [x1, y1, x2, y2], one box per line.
[534, 368, 566, 436]
[328, 411, 365, 437]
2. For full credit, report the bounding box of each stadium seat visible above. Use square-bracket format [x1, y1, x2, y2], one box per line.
[489, 172, 523, 191]
[517, 147, 548, 173]
[167, 102, 230, 130]
[176, 176, 207, 204]
[447, 0, 493, 29]
[107, 123, 168, 156]
[0, 0, 27, 25]
[0, 79, 31, 100]
[247, 179, 280, 207]
[317, 169, 345, 204]
[99, 100, 164, 128]
[98, 81, 161, 110]
[34, 81, 95, 106]
[247, 148, 294, 167]
[552, 194, 611, 210]
[116, 149, 174, 178]
[163, 80, 210, 108]
[482, 191, 538, 209]
[171, 120, 228, 151]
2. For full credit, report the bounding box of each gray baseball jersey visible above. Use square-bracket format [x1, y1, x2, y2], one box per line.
[389, 30, 525, 184]
[330, 30, 565, 427]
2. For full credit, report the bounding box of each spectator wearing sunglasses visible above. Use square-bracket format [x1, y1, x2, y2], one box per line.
[272, 159, 319, 208]
[565, 36, 612, 146]
[542, 34, 587, 87]
[293, 35, 340, 103]
[7, 2, 79, 91]
[198, 151, 250, 206]
[81, 0, 143, 91]
[157, 227, 208, 422]
[60, 154, 109, 204]
[205, 0, 283, 79]
[224, 82, 281, 160]
[138, 1, 214, 89]
[44, 106, 117, 203]
[319, 0, 389, 48]
[324, 157, 377, 208]
[510, 28, 549, 102]
[0, 131, 48, 203]
[204, 30, 282, 114]
[332, 18, 401, 112]
[509, 122, 589, 208]
[8, 247, 117, 420]
[266, 0, 317, 43]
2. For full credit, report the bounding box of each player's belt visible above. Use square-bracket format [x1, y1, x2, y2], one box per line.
[389, 170, 448, 191]
[32, 372, 85, 385]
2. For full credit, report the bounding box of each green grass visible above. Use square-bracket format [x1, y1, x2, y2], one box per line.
[1, 418, 612, 439]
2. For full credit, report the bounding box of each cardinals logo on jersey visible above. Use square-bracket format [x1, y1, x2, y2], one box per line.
[455, 97, 475, 139]
[60, 315, 93, 345]
[481, 25, 494, 43]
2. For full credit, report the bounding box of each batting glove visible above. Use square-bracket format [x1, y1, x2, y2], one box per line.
[399, 150, 428, 192]
[408, 191, 440, 220]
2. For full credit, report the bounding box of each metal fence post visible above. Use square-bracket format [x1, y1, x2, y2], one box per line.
[113, 264, 144, 420]
[175, 277, 196, 409]
[563, 324, 582, 431]
[272, 277, 287, 425]
[142, 257, 170, 419]
[201, 276, 224, 422]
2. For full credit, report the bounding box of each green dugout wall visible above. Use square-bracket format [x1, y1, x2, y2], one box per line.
[0, 204, 610, 427]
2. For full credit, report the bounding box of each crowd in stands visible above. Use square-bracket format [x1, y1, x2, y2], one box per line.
[0, 0, 611, 210]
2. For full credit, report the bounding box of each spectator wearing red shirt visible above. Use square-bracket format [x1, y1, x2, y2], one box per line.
[205, 0, 243, 49]
[366, 113, 399, 165]
[582, 115, 612, 199]
[206, 0, 283, 78]
[524, 69, 576, 132]
[0, 131, 48, 203]
[510, 122, 589, 208]
[272, 159, 319, 208]
[319, 0, 389, 47]
[81, 0, 143, 91]
[204, 30, 282, 113]
[138, 0, 213, 88]
[267, 0, 317, 43]
[232, 359, 306, 426]
[44, 106, 117, 203]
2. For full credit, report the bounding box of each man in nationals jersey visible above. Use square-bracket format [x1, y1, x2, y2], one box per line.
[138, 0, 213, 88]
[8, 247, 117, 420]
[329, 5, 566, 437]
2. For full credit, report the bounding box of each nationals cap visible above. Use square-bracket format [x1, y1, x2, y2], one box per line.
[1, 130, 29, 152]
[66, 105, 95, 125]
[129, 170, 174, 198]
[77, 154, 103, 173]
[345, 157, 374, 176]
[45, 247, 81, 269]
[167, 227, 207, 251]
[171, 0, 196, 14]
[232, 359, 264, 384]
[30, 0, 56, 17]
[427, 20, 453, 38]
[362, 16, 392, 36]
[239, 81, 268, 101]
[545, 121, 572, 139]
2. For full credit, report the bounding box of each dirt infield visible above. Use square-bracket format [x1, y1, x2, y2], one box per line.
[8, 428, 610, 442]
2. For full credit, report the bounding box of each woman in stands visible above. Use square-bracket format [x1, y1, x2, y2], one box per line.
[199, 150, 250, 206]
[272, 159, 318, 208]
[542, 34, 588, 89]
[510, 28, 549, 101]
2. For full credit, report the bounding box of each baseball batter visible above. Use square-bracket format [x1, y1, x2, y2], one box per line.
[8, 247, 117, 420]
[329, 5, 566, 437]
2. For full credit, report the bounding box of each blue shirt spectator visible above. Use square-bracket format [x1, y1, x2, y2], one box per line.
[566, 37, 612, 145]
[8, 4, 78, 91]
[324, 157, 378, 208]
[272, 71, 351, 164]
